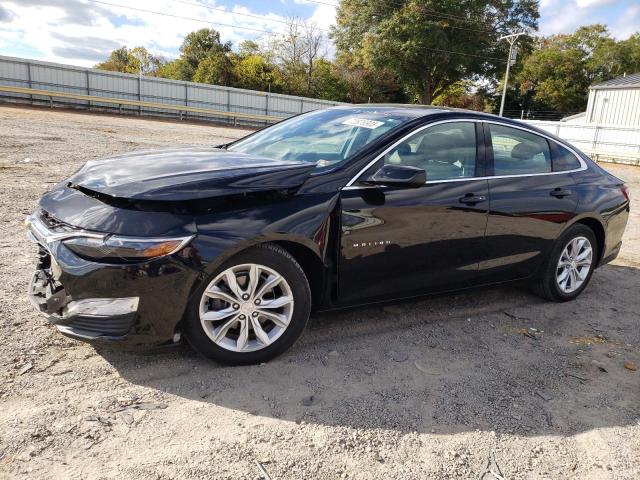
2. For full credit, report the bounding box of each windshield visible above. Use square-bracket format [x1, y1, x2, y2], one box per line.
[227, 108, 418, 170]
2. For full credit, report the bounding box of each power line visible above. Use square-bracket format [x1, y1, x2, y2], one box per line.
[85, 0, 282, 35]
[174, 0, 497, 36]
[388, 15, 499, 35]
[421, 14, 499, 34]
[290, 0, 338, 7]
[300, 0, 501, 34]
[313, 0, 512, 52]
[84, 0, 507, 62]
[85, 0, 502, 43]
[169, 0, 491, 35]
[168, 0, 331, 32]
[422, 46, 505, 63]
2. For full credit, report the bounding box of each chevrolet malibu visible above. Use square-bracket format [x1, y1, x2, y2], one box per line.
[27, 106, 630, 364]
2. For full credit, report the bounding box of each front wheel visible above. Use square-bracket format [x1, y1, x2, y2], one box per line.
[184, 244, 311, 365]
[532, 224, 598, 302]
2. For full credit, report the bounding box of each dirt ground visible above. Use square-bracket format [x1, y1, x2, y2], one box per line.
[0, 104, 639, 480]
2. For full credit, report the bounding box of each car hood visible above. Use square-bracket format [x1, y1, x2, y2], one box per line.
[67, 147, 316, 201]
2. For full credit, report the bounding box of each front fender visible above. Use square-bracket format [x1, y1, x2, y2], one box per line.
[191, 191, 339, 277]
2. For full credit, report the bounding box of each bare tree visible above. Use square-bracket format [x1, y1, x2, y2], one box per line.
[303, 22, 325, 94]
[269, 17, 326, 95]
[272, 18, 305, 70]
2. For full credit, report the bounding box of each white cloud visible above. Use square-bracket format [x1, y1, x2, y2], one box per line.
[538, 0, 554, 10]
[575, 0, 617, 7]
[308, 3, 336, 31]
[0, 0, 295, 66]
[538, 2, 591, 36]
[610, 4, 640, 39]
[538, 0, 637, 39]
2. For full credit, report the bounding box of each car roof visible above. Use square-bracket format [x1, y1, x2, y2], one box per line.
[328, 104, 587, 160]
[331, 104, 506, 122]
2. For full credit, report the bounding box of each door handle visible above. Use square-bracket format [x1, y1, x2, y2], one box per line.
[550, 188, 572, 198]
[459, 193, 486, 205]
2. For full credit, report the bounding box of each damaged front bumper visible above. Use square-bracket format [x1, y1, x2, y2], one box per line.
[25, 212, 198, 344]
[27, 217, 140, 340]
[29, 267, 139, 340]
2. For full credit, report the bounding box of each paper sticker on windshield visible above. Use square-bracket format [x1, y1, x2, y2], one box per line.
[342, 118, 384, 129]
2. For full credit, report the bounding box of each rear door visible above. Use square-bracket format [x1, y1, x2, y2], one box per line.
[338, 120, 489, 305]
[480, 122, 582, 281]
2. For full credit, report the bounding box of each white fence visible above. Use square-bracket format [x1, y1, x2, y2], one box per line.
[524, 120, 640, 165]
[0, 55, 343, 126]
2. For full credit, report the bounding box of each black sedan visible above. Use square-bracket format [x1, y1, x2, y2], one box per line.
[27, 106, 630, 364]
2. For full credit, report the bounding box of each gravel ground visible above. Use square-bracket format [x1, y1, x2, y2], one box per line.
[0, 104, 639, 480]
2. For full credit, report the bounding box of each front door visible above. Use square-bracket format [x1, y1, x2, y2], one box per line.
[338, 121, 489, 305]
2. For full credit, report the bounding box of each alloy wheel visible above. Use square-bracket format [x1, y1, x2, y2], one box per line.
[199, 263, 294, 352]
[556, 236, 593, 294]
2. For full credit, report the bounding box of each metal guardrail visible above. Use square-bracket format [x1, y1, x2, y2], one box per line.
[0, 85, 286, 125]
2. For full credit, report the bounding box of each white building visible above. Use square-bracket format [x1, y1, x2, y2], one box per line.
[562, 73, 640, 126]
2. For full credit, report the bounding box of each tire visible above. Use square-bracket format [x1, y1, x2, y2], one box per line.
[184, 243, 311, 365]
[532, 224, 598, 302]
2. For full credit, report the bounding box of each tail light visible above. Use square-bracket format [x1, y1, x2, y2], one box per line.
[621, 185, 630, 202]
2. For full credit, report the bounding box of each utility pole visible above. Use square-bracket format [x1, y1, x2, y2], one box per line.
[498, 32, 527, 117]
[132, 50, 145, 80]
[132, 50, 144, 116]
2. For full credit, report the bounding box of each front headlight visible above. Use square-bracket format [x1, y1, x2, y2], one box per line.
[63, 235, 194, 261]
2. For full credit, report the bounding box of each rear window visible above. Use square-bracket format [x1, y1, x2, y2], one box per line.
[552, 143, 582, 171]
[489, 124, 551, 175]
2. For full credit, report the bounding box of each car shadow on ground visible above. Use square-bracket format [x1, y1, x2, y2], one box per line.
[98, 264, 640, 437]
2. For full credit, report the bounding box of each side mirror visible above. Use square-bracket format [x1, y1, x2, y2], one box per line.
[364, 164, 426, 188]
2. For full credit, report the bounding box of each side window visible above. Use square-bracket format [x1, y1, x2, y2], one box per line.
[489, 124, 551, 175]
[552, 142, 582, 171]
[384, 122, 477, 181]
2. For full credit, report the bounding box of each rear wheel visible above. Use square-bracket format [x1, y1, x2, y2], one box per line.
[532, 224, 598, 302]
[185, 244, 311, 365]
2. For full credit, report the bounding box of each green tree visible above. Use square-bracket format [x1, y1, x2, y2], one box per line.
[232, 54, 283, 91]
[177, 28, 232, 81]
[309, 58, 348, 101]
[156, 58, 188, 80]
[332, 0, 538, 104]
[193, 53, 235, 86]
[516, 25, 640, 113]
[95, 46, 133, 73]
[95, 46, 163, 75]
[619, 33, 640, 70]
[432, 80, 492, 111]
[333, 52, 405, 103]
[517, 37, 589, 112]
[238, 40, 262, 57]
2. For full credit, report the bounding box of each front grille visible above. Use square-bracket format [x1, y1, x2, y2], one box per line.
[64, 315, 135, 337]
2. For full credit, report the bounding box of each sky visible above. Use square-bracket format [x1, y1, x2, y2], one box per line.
[0, 0, 638, 68]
